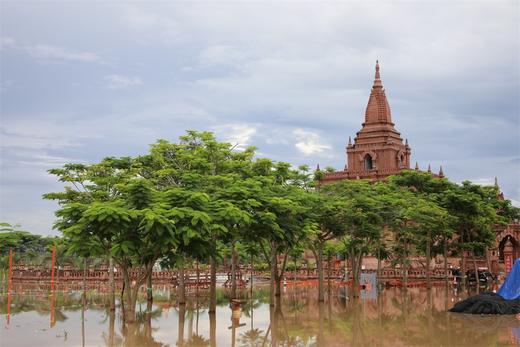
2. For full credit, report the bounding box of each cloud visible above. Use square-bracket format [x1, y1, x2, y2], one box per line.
[293, 129, 331, 155]
[26, 44, 101, 63]
[0, 36, 16, 49]
[467, 177, 496, 186]
[212, 124, 257, 150]
[198, 45, 247, 67]
[105, 74, 143, 90]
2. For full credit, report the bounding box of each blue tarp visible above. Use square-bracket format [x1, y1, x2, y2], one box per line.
[497, 258, 520, 300]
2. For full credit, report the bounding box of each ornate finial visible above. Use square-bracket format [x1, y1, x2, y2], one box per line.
[415, 162, 419, 171]
[348, 136, 352, 146]
[374, 60, 381, 84]
[344, 164, 348, 171]
[494, 176, 499, 187]
[316, 163, 320, 171]
[438, 166, 444, 177]
[405, 138, 408, 146]
[427, 164, 431, 173]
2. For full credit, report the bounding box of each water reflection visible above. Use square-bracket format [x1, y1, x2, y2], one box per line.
[1, 284, 519, 346]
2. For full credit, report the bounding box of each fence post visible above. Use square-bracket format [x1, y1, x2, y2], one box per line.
[51, 244, 56, 292]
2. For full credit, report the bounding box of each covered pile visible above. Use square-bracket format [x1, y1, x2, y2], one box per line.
[450, 258, 520, 315]
[449, 292, 520, 314]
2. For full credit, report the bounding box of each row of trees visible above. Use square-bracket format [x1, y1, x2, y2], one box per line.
[43, 130, 518, 322]
[0, 222, 86, 273]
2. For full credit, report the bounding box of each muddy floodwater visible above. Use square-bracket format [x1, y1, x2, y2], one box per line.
[1, 283, 519, 346]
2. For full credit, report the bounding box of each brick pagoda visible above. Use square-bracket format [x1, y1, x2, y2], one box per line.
[321, 61, 443, 183]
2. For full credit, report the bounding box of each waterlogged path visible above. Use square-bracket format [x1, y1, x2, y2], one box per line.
[1, 284, 519, 346]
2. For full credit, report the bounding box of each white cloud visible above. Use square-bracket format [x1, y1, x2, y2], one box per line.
[467, 177, 496, 186]
[105, 74, 143, 90]
[0, 36, 16, 49]
[293, 129, 331, 155]
[198, 45, 247, 67]
[26, 44, 101, 63]
[212, 124, 257, 150]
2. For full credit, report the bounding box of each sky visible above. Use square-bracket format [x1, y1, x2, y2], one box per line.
[1, 1, 519, 236]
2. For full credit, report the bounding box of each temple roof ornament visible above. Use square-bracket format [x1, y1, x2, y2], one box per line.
[365, 60, 392, 124]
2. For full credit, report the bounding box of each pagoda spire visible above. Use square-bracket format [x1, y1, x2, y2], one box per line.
[427, 164, 431, 173]
[373, 60, 382, 88]
[316, 163, 320, 171]
[415, 162, 419, 171]
[494, 176, 499, 188]
[364, 60, 392, 124]
[438, 166, 444, 178]
[348, 136, 352, 146]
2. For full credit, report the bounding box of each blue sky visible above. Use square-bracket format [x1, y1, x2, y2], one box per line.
[1, 1, 519, 235]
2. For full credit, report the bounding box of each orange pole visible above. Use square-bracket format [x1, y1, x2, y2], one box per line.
[6, 289, 11, 327]
[50, 293, 56, 328]
[50, 245, 56, 292]
[8, 248, 13, 293]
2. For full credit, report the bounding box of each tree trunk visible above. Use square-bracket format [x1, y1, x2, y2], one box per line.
[121, 268, 137, 323]
[231, 239, 237, 299]
[351, 247, 361, 298]
[460, 238, 466, 289]
[209, 311, 216, 347]
[327, 255, 332, 294]
[377, 242, 381, 286]
[108, 308, 115, 347]
[269, 305, 277, 347]
[209, 257, 217, 313]
[108, 257, 115, 311]
[317, 301, 325, 347]
[275, 271, 282, 298]
[344, 252, 349, 283]
[472, 251, 480, 294]
[195, 261, 200, 298]
[178, 302, 186, 347]
[178, 265, 186, 305]
[294, 257, 298, 283]
[316, 243, 325, 302]
[426, 231, 431, 290]
[443, 236, 449, 286]
[403, 242, 409, 289]
[269, 242, 277, 307]
[351, 251, 358, 298]
[275, 252, 288, 298]
[355, 252, 363, 298]
[250, 252, 254, 298]
[146, 270, 153, 307]
[82, 258, 87, 295]
[485, 248, 492, 276]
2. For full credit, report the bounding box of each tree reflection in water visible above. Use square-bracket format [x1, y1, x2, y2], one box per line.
[1, 285, 518, 346]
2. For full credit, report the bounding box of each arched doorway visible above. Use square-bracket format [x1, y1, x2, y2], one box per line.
[364, 154, 373, 170]
[498, 235, 519, 273]
[498, 235, 520, 263]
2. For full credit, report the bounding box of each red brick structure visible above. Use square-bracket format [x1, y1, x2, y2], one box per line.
[321, 61, 443, 183]
[489, 179, 520, 274]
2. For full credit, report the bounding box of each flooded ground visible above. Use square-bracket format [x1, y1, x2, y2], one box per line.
[1, 283, 519, 346]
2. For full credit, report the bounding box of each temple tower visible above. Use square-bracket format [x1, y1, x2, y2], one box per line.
[346, 61, 411, 174]
[321, 61, 413, 183]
